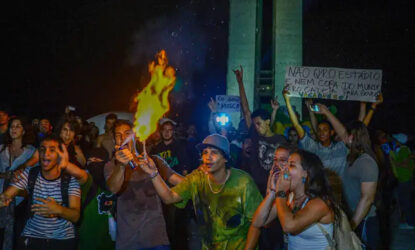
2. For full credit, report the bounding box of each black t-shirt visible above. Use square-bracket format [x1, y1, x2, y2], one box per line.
[247, 131, 287, 195]
[150, 139, 192, 174]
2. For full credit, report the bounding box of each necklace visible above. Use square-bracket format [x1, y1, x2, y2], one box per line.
[207, 170, 230, 194]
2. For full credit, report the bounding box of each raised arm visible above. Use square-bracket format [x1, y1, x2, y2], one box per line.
[283, 89, 305, 139]
[315, 103, 348, 142]
[350, 182, 377, 229]
[363, 93, 383, 126]
[207, 98, 218, 134]
[58, 144, 88, 185]
[233, 66, 252, 128]
[252, 171, 279, 227]
[270, 97, 280, 128]
[139, 155, 183, 204]
[304, 99, 318, 135]
[358, 102, 367, 122]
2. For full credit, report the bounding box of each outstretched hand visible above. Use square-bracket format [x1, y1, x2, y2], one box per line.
[372, 93, 383, 108]
[282, 85, 290, 98]
[57, 144, 69, 171]
[314, 103, 330, 115]
[232, 65, 244, 84]
[136, 154, 158, 175]
[270, 97, 280, 111]
[304, 99, 313, 110]
[208, 97, 217, 113]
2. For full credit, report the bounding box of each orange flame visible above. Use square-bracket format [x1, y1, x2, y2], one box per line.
[133, 50, 176, 142]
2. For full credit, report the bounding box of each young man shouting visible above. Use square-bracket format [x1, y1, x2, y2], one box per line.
[0, 135, 84, 250]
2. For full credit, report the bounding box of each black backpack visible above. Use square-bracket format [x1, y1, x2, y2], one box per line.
[26, 166, 71, 218]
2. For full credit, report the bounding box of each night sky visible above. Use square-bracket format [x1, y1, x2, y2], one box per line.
[2, 0, 413, 135]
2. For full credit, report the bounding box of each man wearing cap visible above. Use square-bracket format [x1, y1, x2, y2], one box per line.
[151, 118, 192, 176]
[0, 108, 10, 145]
[150, 117, 193, 250]
[139, 134, 262, 249]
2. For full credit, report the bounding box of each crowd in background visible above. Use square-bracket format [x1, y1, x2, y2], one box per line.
[0, 66, 414, 250]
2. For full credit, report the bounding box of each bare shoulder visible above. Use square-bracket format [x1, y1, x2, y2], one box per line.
[306, 197, 334, 223]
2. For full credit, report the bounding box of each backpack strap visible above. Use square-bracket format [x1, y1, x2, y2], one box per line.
[60, 173, 71, 208]
[27, 166, 41, 218]
[317, 223, 335, 248]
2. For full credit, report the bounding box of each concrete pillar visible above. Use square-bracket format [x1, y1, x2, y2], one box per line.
[226, 0, 259, 126]
[274, 0, 303, 117]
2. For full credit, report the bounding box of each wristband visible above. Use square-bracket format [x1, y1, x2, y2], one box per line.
[276, 190, 287, 198]
[150, 171, 159, 179]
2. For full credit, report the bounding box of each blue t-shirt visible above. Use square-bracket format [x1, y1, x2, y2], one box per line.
[11, 168, 81, 239]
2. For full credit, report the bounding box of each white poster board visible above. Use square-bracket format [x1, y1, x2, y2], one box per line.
[285, 66, 382, 102]
[216, 95, 241, 113]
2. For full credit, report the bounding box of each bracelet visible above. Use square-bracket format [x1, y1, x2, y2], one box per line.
[150, 171, 159, 179]
[276, 190, 287, 198]
[268, 188, 276, 196]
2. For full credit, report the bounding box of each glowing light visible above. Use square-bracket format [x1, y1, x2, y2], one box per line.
[215, 113, 230, 126]
[133, 50, 176, 142]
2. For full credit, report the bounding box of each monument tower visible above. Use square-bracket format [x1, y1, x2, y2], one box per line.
[227, 0, 303, 124]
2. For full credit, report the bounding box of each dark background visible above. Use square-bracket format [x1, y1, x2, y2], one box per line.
[2, 0, 413, 134]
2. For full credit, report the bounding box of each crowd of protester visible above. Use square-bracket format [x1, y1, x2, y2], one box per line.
[0, 66, 414, 250]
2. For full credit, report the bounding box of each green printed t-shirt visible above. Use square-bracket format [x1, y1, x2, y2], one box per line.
[78, 174, 115, 250]
[390, 146, 415, 183]
[172, 168, 263, 250]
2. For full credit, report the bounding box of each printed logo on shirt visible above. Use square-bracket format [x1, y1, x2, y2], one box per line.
[158, 150, 179, 168]
[97, 192, 117, 215]
[258, 140, 278, 171]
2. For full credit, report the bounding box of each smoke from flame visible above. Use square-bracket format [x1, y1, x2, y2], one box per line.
[133, 50, 176, 142]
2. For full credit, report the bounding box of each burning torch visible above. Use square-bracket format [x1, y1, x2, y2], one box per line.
[131, 50, 176, 164]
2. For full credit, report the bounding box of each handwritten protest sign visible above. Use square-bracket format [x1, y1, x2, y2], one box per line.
[216, 95, 240, 113]
[284, 66, 382, 102]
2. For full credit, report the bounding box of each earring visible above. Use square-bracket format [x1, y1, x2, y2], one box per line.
[302, 176, 306, 184]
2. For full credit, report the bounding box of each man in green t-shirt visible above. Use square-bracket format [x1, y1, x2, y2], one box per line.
[139, 134, 263, 249]
[389, 133, 415, 229]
